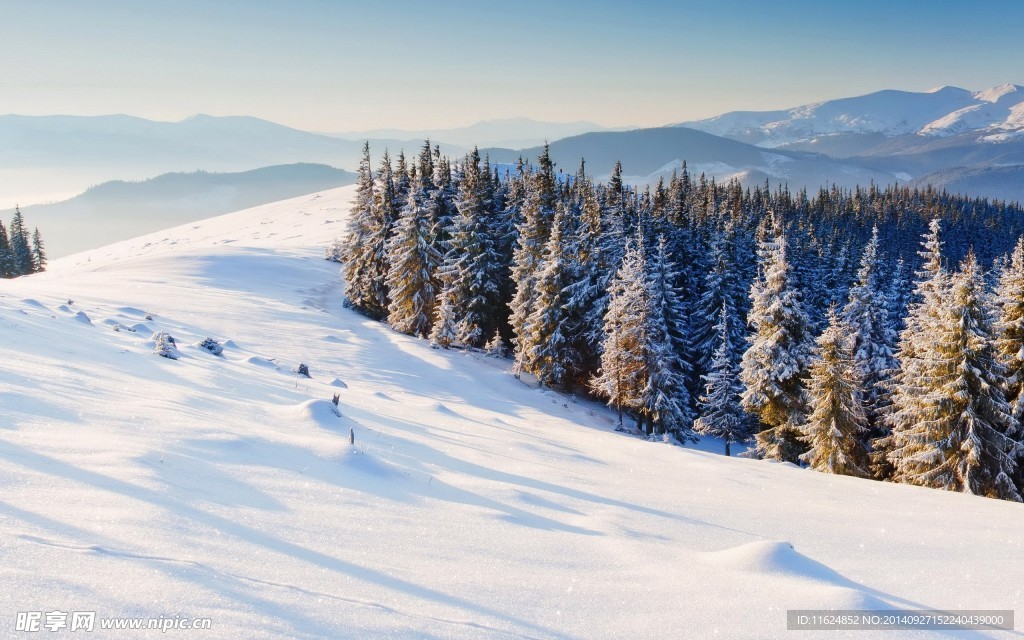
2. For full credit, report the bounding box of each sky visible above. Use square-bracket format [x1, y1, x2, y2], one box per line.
[3, 0, 1024, 132]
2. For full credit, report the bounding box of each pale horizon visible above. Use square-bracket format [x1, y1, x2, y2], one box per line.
[5, 1, 1024, 132]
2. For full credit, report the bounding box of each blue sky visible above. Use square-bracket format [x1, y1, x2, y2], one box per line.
[4, 0, 1022, 131]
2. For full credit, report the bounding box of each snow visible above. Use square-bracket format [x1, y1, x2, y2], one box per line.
[921, 85, 1024, 137]
[1, 186, 1023, 638]
[683, 84, 1024, 145]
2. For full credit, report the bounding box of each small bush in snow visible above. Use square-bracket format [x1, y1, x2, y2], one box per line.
[153, 332, 179, 359]
[296, 363, 311, 378]
[197, 337, 223, 356]
[325, 238, 345, 263]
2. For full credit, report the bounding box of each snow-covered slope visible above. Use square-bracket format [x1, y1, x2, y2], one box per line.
[681, 85, 1024, 147]
[921, 84, 1024, 140]
[1, 187, 1022, 638]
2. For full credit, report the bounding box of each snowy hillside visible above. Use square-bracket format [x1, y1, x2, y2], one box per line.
[1, 186, 1022, 638]
[681, 85, 1024, 147]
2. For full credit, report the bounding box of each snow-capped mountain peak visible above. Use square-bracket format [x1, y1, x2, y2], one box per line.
[974, 83, 1023, 103]
[921, 84, 1024, 137]
[680, 84, 1024, 145]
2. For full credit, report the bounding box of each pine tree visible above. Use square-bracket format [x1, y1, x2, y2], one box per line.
[0, 220, 13, 278]
[8, 207, 32, 276]
[694, 304, 751, 455]
[341, 142, 388, 318]
[693, 220, 746, 378]
[524, 202, 575, 387]
[889, 251, 1022, 500]
[740, 226, 813, 463]
[642, 235, 695, 438]
[800, 307, 871, 477]
[995, 237, 1024, 429]
[591, 237, 650, 430]
[561, 174, 609, 382]
[843, 226, 897, 432]
[510, 146, 556, 377]
[429, 283, 458, 349]
[30, 227, 46, 273]
[445, 148, 502, 347]
[881, 219, 949, 479]
[385, 183, 442, 338]
[484, 328, 507, 358]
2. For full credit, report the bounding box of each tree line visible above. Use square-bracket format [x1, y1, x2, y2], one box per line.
[0, 206, 46, 277]
[335, 140, 1024, 502]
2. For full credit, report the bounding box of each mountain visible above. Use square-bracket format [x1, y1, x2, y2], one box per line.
[327, 117, 621, 149]
[678, 84, 1024, 147]
[671, 84, 1024, 202]
[0, 114, 459, 206]
[909, 165, 1024, 203]
[1, 186, 1021, 637]
[483, 127, 897, 189]
[8, 163, 355, 258]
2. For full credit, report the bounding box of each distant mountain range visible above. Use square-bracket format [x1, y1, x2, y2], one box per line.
[4, 85, 1023, 225]
[482, 127, 894, 191]
[7, 164, 354, 258]
[325, 117, 625, 149]
[0, 114, 458, 205]
[678, 84, 1024, 146]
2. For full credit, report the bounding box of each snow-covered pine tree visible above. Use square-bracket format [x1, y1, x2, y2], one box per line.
[509, 146, 556, 378]
[591, 236, 649, 430]
[740, 226, 813, 463]
[641, 235, 695, 438]
[889, 251, 1022, 500]
[886, 257, 912, 334]
[692, 220, 746, 380]
[30, 227, 45, 273]
[694, 304, 751, 455]
[843, 226, 897, 432]
[0, 220, 13, 278]
[561, 174, 608, 381]
[385, 180, 443, 338]
[340, 142, 386, 318]
[8, 207, 33, 276]
[880, 219, 949, 479]
[484, 328, 507, 358]
[429, 283, 458, 349]
[995, 237, 1024, 429]
[524, 201, 576, 387]
[445, 148, 502, 347]
[800, 307, 871, 477]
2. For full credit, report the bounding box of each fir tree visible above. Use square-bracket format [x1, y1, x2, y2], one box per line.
[889, 252, 1022, 500]
[484, 328, 507, 358]
[8, 207, 32, 276]
[740, 226, 813, 463]
[561, 174, 609, 382]
[524, 202, 576, 387]
[843, 226, 897, 432]
[881, 219, 949, 479]
[693, 220, 746, 378]
[429, 284, 458, 349]
[341, 142, 388, 318]
[509, 146, 556, 377]
[0, 220, 13, 278]
[445, 148, 502, 347]
[30, 228, 46, 273]
[642, 235, 695, 438]
[694, 304, 751, 455]
[385, 184, 442, 338]
[995, 237, 1024, 429]
[800, 307, 871, 477]
[591, 237, 650, 430]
